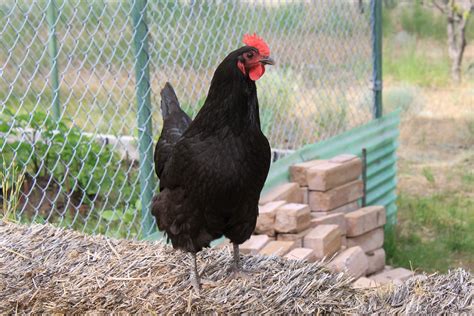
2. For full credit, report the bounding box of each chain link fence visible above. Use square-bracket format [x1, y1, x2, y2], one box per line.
[1, 0, 377, 239]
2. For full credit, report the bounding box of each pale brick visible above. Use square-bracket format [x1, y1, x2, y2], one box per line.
[274, 203, 311, 233]
[255, 201, 286, 236]
[384, 265, 393, 271]
[341, 235, 347, 247]
[345, 205, 386, 237]
[370, 268, 414, 285]
[307, 157, 362, 191]
[240, 235, 273, 255]
[311, 209, 345, 218]
[290, 160, 324, 186]
[331, 201, 359, 214]
[259, 240, 296, 256]
[259, 183, 302, 205]
[366, 248, 386, 275]
[329, 154, 358, 164]
[310, 212, 346, 235]
[309, 180, 363, 212]
[213, 238, 231, 249]
[303, 225, 341, 259]
[277, 236, 302, 247]
[346, 228, 384, 253]
[300, 187, 309, 204]
[352, 277, 379, 289]
[327, 246, 368, 278]
[284, 248, 316, 262]
[277, 228, 312, 248]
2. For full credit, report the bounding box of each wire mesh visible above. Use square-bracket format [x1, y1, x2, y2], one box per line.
[1, 0, 375, 239]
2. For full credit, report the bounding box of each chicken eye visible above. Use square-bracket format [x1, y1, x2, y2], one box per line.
[246, 52, 254, 59]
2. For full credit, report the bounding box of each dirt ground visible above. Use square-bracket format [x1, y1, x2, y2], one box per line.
[395, 84, 474, 196]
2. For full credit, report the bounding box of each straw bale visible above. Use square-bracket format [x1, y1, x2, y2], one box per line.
[0, 221, 472, 314]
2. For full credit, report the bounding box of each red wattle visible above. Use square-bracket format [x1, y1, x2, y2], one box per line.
[249, 64, 265, 81]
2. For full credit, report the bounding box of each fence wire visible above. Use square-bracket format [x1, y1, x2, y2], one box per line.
[1, 0, 375, 239]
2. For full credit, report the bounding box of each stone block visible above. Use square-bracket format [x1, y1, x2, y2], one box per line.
[300, 187, 309, 204]
[255, 201, 286, 236]
[309, 180, 363, 212]
[329, 154, 359, 164]
[274, 203, 311, 233]
[345, 205, 386, 237]
[327, 246, 368, 278]
[346, 228, 384, 253]
[341, 235, 347, 248]
[366, 248, 386, 275]
[259, 183, 302, 205]
[352, 277, 380, 289]
[259, 240, 296, 256]
[290, 160, 324, 186]
[331, 201, 360, 214]
[384, 265, 393, 271]
[303, 225, 341, 259]
[284, 248, 316, 262]
[310, 212, 346, 235]
[240, 235, 273, 255]
[370, 268, 415, 285]
[307, 155, 362, 191]
[213, 238, 231, 250]
[311, 210, 345, 219]
[277, 228, 312, 248]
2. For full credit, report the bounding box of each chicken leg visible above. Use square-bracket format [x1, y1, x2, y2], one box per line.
[190, 252, 201, 294]
[228, 243, 252, 279]
[232, 243, 241, 271]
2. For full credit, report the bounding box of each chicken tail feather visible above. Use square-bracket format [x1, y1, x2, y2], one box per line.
[160, 82, 181, 118]
[154, 82, 192, 180]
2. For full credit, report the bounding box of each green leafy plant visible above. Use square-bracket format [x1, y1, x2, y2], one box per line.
[1, 108, 141, 233]
[0, 109, 124, 198]
[99, 199, 142, 238]
[0, 159, 26, 221]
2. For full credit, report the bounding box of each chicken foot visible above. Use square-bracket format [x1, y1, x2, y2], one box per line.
[228, 243, 253, 280]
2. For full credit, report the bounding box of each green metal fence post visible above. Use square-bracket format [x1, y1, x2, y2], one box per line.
[131, 0, 156, 237]
[47, 0, 61, 122]
[371, 0, 383, 119]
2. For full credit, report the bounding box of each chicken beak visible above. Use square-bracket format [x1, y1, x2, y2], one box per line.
[260, 56, 275, 65]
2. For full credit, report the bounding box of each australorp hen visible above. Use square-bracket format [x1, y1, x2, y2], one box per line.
[152, 34, 274, 292]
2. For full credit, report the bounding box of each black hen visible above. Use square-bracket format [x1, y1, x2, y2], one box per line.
[152, 34, 274, 290]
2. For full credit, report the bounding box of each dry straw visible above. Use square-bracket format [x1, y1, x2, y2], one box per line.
[0, 221, 472, 314]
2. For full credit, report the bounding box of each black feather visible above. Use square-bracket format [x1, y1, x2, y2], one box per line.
[154, 82, 192, 180]
[152, 47, 271, 253]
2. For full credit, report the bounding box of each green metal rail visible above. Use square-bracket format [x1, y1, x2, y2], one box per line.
[372, 0, 383, 118]
[46, 0, 61, 122]
[131, 0, 156, 238]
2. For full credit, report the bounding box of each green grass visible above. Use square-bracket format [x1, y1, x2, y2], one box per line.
[385, 193, 474, 273]
[462, 172, 474, 186]
[421, 167, 435, 185]
[383, 44, 451, 86]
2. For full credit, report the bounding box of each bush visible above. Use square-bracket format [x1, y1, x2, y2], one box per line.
[399, 2, 446, 41]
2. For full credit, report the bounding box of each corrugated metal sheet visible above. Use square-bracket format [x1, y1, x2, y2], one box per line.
[263, 110, 400, 226]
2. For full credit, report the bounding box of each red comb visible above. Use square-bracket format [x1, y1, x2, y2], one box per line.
[242, 33, 270, 56]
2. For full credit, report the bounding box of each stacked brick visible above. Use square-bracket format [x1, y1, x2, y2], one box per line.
[241, 153, 401, 284]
